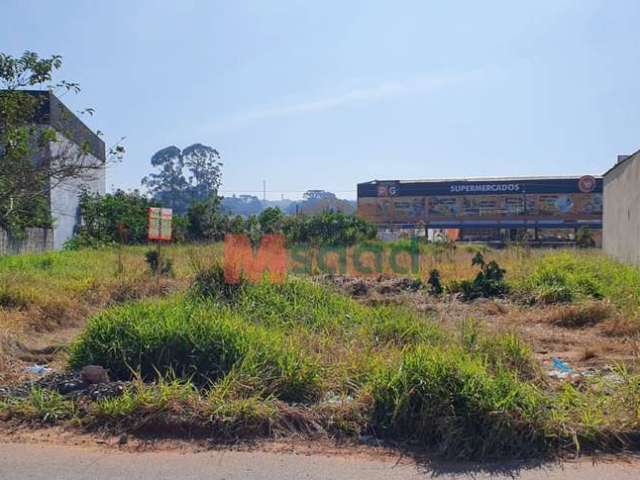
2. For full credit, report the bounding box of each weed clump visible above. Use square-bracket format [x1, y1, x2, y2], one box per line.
[512, 254, 606, 304]
[144, 250, 174, 276]
[190, 262, 245, 302]
[69, 298, 321, 403]
[427, 269, 443, 295]
[0, 287, 31, 310]
[0, 387, 76, 424]
[447, 253, 508, 300]
[545, 302, 612, 328]
[370, 345, 548, 459]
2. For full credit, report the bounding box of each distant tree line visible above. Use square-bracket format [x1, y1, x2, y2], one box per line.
[66, 141, 372, 248]
[222, 190, 356, 217]
[66, 192, 374, 249]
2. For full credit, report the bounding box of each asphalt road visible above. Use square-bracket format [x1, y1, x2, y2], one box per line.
[1, 443, 639, 480]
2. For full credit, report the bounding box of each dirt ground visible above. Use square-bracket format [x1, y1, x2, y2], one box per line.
[320, 274, 639, 374]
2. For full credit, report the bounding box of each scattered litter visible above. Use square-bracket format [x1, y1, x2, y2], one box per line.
[547, 357, 573, 379]
[321, 393, 354, 406]
[552, 357, 572, 373]
[1, 371, 129, 401]
[25, 364, 52, 375]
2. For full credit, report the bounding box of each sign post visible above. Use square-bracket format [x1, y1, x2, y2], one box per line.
[147, 208, 173, 284]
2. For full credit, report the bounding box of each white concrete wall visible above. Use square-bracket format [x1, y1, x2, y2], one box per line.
[603, 154, 640, 265]
[48, 137, 105, 249]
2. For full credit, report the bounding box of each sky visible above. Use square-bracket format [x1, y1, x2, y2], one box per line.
[2, 0, 640, 200]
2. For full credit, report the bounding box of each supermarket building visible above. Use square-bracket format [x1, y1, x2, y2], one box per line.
[357, 175, 603, 245]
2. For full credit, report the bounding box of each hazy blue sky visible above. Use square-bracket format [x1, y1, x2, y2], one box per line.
[2, 0, 639, 199]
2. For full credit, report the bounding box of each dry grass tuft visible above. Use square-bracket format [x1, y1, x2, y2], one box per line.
[544, 301, 612, 328]
[602, 314, 640, 337]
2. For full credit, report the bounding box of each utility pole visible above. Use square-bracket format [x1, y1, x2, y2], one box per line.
[263, 180, 266, 202]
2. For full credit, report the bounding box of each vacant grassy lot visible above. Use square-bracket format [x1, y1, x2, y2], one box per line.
[0, 244, 221, 381]
[1, 243, 640, 459]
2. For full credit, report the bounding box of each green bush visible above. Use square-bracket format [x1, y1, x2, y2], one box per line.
[236, 279, 366, 331]
[283, 211, 376, 246]
[189, 262, 245, 302]
[66, 189, 159, 249]
[576, 226, 596, 249]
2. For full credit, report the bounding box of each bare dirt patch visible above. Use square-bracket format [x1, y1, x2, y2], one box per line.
[319, 274, 638, 373]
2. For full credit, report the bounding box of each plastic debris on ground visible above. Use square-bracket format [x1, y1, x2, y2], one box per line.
[24, 364, 52, 375]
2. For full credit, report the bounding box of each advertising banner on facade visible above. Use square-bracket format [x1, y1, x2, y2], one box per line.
[357, 177, 603, 228]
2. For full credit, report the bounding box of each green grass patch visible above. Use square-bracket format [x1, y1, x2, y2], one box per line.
[0, 387, 76, 424]
[69, 297, 322, 403]
[511, 252, 640, 311]
[370, 345, 549, 459]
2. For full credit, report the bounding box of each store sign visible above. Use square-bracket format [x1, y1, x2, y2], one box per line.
[450, 183, 521, 193]
[148, 208, 173, 241]
[578, 175, 597, 193]
[377, 183, 399, 197]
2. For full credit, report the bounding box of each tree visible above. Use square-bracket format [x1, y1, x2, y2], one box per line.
[228, 215, 246, 234]
[142, 143, 222, 214]
[258, 207, 285, 234]
[185, 196, 228, 241]
[283, 211, 376, 246]
[0, 51, 124, 235]
[66, 190, 156, 248]
[288, 190, 356, 215]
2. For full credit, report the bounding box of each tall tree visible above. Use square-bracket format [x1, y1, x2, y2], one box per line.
[142, 143, 222, 214]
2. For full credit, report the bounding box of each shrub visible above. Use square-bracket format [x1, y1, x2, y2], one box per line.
[66, 190, 157, 249]
[144, 249, 174, 276]
[0, 286, 31, 309]
[365, 307, 445, 346]
[258, 207, 285, 234]
[427, 269, 443, 295]
[480, 333, 540, 381]
[447, 253, 508, 300]
[190, 262, 245, 302]
[283, 211, 376, 246]
[184, 197, 228, 241]
[576, 226, 596, 249]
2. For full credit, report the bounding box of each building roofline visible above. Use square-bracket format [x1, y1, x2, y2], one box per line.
[359, 175, 603, 185]
[0, 89, 105, 161]
[603, 147, 640, 177]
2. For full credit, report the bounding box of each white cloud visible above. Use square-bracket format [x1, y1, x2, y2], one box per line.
[207, 70, 484, 130]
